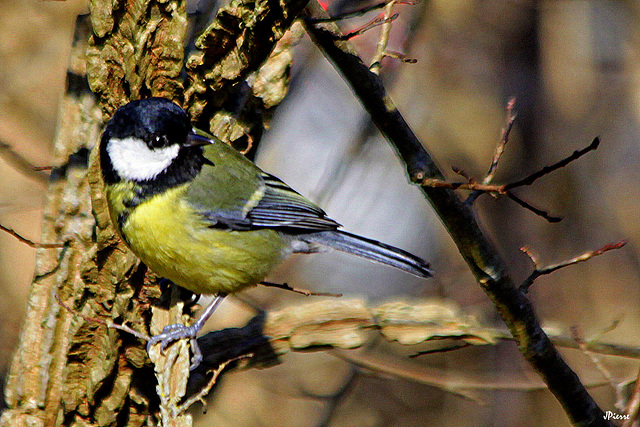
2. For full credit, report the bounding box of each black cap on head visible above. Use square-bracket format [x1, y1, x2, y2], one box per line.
[104, 98, 190, 148]
[100, 98, 194, 183]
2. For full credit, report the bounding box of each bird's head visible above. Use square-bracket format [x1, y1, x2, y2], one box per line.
[100, 97, 209, 184]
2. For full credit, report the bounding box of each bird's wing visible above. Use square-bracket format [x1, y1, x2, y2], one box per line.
[247, 173, 341, 231]
[185, 140, 340, 232]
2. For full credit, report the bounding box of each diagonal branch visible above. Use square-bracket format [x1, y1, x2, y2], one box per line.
[505, 137, 600, 190]
[0, 139, 50, 184]
[337, 12, 399, 41]
[303, 1, 611, 425]
[0, 223, 66, 249]
[623, 367, 640, 426]
[571, 326, 625, 410]
[505, 192, 562, 223]
[484, 97, 518, 185]
[370, 0, 396, 74]
[466, 97, 518, 206]
[419, 135, 600, 223]
[520, 241, 627, 293]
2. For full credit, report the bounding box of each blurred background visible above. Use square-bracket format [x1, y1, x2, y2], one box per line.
[1, 0, 640, 425]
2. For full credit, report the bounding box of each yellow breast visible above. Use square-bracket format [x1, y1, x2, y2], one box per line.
[108, 184, 289, 294]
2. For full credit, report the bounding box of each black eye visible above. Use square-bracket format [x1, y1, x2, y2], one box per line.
[150, 134, 169, 148]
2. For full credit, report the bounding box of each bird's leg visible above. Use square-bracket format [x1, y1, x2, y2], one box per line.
[147, 293, 227, 370]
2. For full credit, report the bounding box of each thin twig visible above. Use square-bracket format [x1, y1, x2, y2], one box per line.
[418, 178, 500, 192]
[484, 97, 517, 185]
[335, 349, 610, 398]
[309, 0, 418, 23]
[0, 223, 66, 249]
[520, 241, 627, 293]
[261, 281, 343, 297]
[382, 50, 417, 64]
[238, 134, 254, 155]
[55, 294, 151, 342]
[505, 191, 562, 222]
[538, 334, 640, 360]
[337, 12, 399, 41]
[487, 319, 640, 360]
[410, 342, 471, 358]
[571, 326, 625, 410]
[623, 367, 640, 427]
[0, 140, 49, 183]
[520, 246, 539, 267]
[176, 354, 252, 415]
[422, 137, 601, 222]
[466, 98, 517, 204]
[589, 319, 622, 343]
[420, 179, 563, 223]
[370, 0, 396, 74]
[451, 166, 474, 183]
[505, 137, 601, 190]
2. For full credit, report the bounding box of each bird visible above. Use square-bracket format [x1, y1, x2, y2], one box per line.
[99, 97, 431, 368]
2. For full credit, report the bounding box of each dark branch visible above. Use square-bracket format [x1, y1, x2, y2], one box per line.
[505, 137, 601, 190]
[505, 191, 562, 223]
[303, 2, 611, 425]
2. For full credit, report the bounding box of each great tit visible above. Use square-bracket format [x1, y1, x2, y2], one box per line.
[100, 97, 431, 367]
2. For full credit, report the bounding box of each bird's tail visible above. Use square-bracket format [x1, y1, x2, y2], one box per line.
[298, 230, 431, 278]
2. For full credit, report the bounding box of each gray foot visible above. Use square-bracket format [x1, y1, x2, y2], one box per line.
[147, 323, 203, 370]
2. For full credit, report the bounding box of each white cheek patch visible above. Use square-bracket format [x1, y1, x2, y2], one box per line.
[107, 137, 180, 181]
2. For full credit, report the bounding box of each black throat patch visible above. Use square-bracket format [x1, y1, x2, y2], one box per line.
[124, 145, 211, 205]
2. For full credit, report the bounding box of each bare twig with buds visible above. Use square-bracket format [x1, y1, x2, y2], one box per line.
[421, 135, 601, 222]
[519, 241, 627, 292]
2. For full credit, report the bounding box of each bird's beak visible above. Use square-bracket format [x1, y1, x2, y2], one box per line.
[185, 132, 213, 147]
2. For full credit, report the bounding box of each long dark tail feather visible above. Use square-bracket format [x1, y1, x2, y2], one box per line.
[299, 230, 432, 278]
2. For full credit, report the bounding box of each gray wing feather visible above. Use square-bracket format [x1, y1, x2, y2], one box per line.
[203, 172, 340, 231]
[247, 174, 341, 231]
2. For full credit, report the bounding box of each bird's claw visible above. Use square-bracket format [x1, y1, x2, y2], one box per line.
[146, 323, 203, 370]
